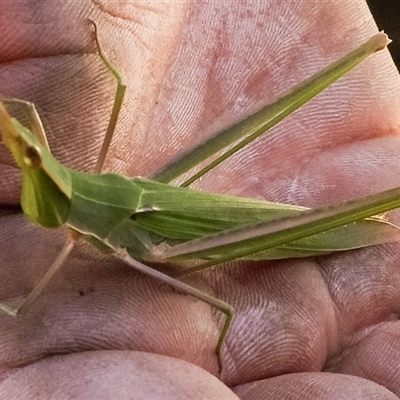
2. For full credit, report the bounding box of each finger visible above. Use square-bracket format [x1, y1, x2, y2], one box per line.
[0, 351, 239, 400]
[325, 320, 400, 396]
[234, 372, 399, 400]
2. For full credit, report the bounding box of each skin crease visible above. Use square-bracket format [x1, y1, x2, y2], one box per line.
[1, 0, 400, 398]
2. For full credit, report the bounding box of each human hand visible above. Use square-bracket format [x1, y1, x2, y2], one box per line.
[1, 1, 400, 398]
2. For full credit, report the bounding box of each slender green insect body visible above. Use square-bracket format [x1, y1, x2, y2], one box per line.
[0, 25, 396, 361]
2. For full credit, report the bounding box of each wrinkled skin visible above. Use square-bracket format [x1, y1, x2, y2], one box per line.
[1, 1, 400, 399]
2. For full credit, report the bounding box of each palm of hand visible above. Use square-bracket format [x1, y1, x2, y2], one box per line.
[0, 1, 400, 399]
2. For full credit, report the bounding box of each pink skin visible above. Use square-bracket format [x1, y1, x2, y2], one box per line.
[1, 1, 400, 398]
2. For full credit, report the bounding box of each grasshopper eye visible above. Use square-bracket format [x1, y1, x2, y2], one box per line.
[23, 144, 42, 168]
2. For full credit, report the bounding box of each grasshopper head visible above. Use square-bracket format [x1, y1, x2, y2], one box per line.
[0, 101, 72, 228]
[0, 102, 43, 170]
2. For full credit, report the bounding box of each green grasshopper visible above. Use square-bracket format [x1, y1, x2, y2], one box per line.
[0, 24, 397, 360]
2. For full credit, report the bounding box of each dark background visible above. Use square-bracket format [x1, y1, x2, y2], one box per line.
[367, 0, 400, 70]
